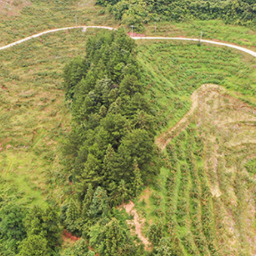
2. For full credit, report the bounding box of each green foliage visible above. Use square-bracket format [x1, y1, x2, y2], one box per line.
[65, 199, 81, 234]
[147, 222, 163, 246]
[0, 202, 27, 253]
[133, 159, 143, 196]
[18, 235, 50, 256]
[62, 239, 89, 256]
[98, 0, 256, 31]
[245, 159, 256, 175]
[90, 218, 136, 255]
[62, 28, 161, 205]
[89, 186, 110, 219]
[154, 237, 176, 256]
[24, 206, 62, 253]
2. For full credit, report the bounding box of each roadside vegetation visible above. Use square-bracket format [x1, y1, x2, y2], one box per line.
[96, 0, 256, 33]
[137, 40, 256, 135]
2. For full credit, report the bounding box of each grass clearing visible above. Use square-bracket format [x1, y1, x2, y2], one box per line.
[0, 28, 98, 206]
[0, 0, 117, 46]
[145, 19, 256, 51]
[137, 40, 256, 135]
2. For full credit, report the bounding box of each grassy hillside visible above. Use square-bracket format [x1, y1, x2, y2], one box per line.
[0, 28, 102, 207]
[129, 41, 256, 255]
[0, 0, 116, 46]
[137, 40, 256, 135]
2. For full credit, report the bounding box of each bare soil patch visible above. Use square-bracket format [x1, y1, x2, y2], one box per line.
[123, 200, 151, 250]
[0, 0, 31, 16]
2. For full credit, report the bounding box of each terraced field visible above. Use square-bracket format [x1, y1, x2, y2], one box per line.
[166, 84, 256, 255]
[132, 41, 256, 255]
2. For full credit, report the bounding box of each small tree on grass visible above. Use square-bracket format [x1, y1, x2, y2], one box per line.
[147, 222, 163, 246]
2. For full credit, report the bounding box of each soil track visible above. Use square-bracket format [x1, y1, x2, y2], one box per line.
[123, 201, 151, 250]
[1, 26, 256, 59]
[156, 84, 224, 150]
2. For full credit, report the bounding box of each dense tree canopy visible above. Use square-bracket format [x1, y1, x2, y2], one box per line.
[0, 194, 62, 256]
[62, 28, 160, 205]
[96, 0, 256, 31]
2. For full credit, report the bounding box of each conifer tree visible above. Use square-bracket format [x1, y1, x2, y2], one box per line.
[0, 202, 26, 253]
[92, 218, 136, 256]
[65, 199, 80, 233]
[118, 179, 129, 204]
[72, 239, 89, 256]
[87, 251, 95, 256]
[133, 159, 143, 196]
[89, 187, 110, 219]
[24, 206, 62, 252]
[82, 184, 94, 218]
[18, 235, 50, 256]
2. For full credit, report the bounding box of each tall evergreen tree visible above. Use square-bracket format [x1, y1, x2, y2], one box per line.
[65, 199, 80, 233]
[0, 202, 26, 254]
[24, 206, 62, 252]
[90, 218, 136, 256]
[133, 159, 143, 196]
[62, 28, 161, 206]
[118, 179, 129, 204]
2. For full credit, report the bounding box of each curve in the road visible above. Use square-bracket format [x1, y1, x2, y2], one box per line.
[133, 37, 256, 58]
[1, 26, 256, 58]
[0, 26, 114, 51]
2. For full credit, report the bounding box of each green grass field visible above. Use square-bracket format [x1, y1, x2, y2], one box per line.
[137, 40, 256, 135]
[0, 0, 116, 46]
[0, 28, 102, 207]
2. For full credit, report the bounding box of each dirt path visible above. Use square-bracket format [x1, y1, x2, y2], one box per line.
[0, 26, 115, 51]
[156, 84, 224, 151]
[123, 201, 151, 250]
[1, 27, 256, 58]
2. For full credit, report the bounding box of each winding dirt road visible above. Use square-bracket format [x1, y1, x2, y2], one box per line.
[1, 26, 256, 58]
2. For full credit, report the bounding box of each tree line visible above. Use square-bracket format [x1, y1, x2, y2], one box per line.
[60, 28, 161, 254]
[95, 0, 256, 31]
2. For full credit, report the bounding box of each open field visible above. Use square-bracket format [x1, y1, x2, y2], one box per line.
[137, 40, 256, 136]
[0, 28, 101, 207]
[0, 0, 116, 46]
